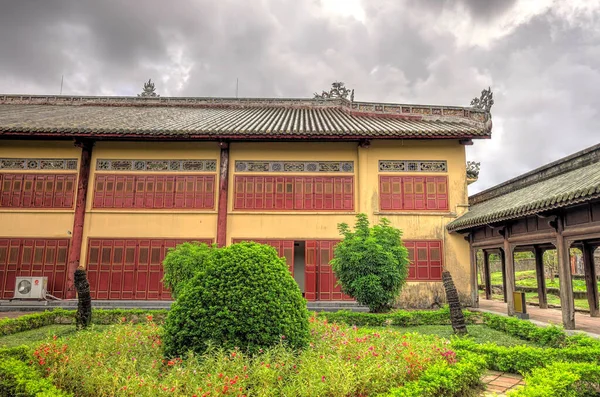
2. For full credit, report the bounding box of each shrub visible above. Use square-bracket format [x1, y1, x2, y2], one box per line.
[0, 357, 72, 397]
[482, 313, 567, 347]
[331, 214, 409, 312]
[451, 338, 600, 374]
[385, 351, 486, 397]
[162, 241, 211, 298]
[318, 307, 483, 327]
[510, 362, 600, 396]
[163, 242, 310, 356]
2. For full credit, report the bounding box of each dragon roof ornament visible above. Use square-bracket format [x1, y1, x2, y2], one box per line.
[470, 87, 493, 113]
[314, 81, 354, 101]
[138, 79, 159, 98]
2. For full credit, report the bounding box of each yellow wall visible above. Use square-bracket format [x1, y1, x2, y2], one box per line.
[228, 140, 472, 302]
[1, 139, 473, 303]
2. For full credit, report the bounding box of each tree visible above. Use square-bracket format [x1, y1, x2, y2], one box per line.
[442, 271, 467, 335]
[331, 214, 409, 313]
[74, 267, 91, 330]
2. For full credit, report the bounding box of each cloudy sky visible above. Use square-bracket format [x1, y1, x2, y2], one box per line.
[1, 0, 599, 193]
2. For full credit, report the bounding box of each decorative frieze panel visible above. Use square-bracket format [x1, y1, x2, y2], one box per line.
[235, 161, 354, 173]
[96, 159, 217, 172]
[0, 158, 78, 170]
[379, 160, 447, 173]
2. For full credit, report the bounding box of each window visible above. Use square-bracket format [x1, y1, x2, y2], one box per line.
[379, 175, 448, 211]
[92, 174, 215, 209]
[0, 173, 76, 209]
[404, 240, 443, 281]
[234, 176, 354, 211]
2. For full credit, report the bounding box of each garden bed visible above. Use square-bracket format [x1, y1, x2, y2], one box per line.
[0, 307, 598, 396]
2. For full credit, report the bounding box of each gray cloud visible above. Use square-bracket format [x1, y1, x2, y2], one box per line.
[0, 0, 598, 193]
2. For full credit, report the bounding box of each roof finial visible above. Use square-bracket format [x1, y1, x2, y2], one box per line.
[314, 81, 353, 100]
[138, 79, 160, 98]
[470, 87, 493, 113]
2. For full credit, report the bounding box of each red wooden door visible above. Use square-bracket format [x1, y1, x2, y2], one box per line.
[87, 239, 212, 300]
[304, 241, 318, 301]
[305, 240, 353, 301]
[0, 238, 69, 299]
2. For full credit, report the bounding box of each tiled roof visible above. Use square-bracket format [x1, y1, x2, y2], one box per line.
[0, 95, 491, 140]
[448, 144, 600, 232]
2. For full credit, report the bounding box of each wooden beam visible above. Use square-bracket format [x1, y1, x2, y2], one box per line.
[216, 142, 229, 247]
[534, 245, 548, 309]
[499, 248, 508, 303]
[469, 235, 479, 308]
[66, 140, 93, 299]
[582, 242, 599, 317]
[483, 249, 492, 300]
[556, 216, 576, 329]
[503, 237, 516, 316]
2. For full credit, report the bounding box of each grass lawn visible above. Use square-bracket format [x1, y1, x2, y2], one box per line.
[488, 293, 590, 311]
[489, 270, 600, 293]
[360, 324, 532, 347]
[0, 324, 108, 348]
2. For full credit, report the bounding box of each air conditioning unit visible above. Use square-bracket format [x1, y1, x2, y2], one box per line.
[12, 277, 47, 300]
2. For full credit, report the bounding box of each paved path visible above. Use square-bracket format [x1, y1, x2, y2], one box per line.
[480, 370, 524, 396]
[475, 298, 600, 337]
[0, 311, 29, 319]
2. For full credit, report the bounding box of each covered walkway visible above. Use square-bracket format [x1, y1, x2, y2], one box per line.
[475, 297, 600, 337]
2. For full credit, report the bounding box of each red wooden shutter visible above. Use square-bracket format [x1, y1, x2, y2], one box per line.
[234, 176, 245, 209]
[284, 177, 294, 210]
[136, 240, 150, 299]
[305, 240, 317, 301]
[122, 240, 137, 299]
[404, 241, 416, 280]
[12, 175, 24, 207]
[204, 175, 215, 209]
[164, 176, 175, 209]
[0, 239, 8, 299]
[147, 240, 163, 300]
[86, 239, 101, 298]
[114, 175, 126, 208]
[244, 177, 255, 209]
[314, 177, 323, 210]
[264, 177, 274, 209]
[318, 241, 333, 300]
[303, 177, 314, 210]
[109, 240, 125, 299]
[436, 177, 448, 210]
[294, 177, 303, 210]
[253, 176, 264, 209]
[22, 175, 35, 208]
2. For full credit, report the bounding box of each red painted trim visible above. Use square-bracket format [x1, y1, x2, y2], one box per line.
[66, 140, 93, 299]
[216, 142, 229, 247]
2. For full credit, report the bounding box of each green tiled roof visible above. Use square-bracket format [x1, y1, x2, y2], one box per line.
[0, 95, 490, 140]
[447, 160, 600, 232]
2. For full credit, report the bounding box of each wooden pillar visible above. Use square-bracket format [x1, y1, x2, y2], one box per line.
[483, 250, 492, 300]
[499, 249, 508, 303]
[469, 238, 479, 308]
[534, 245, 548, 309]
[216, 142, 230, 248]
[503, 233, 516, 316]
[582, 242, 599, 317]
[66, 140, 93, 299]
[555, 216, 575, 329]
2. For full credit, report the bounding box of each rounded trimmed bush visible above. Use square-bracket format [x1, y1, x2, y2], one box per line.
[162, 242, 211, 298]
[163, 242, 310, 357]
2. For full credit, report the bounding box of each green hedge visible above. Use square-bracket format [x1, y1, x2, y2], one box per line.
[510, 362, 600, 397]
[318, 307, 483, 327]
[0, 309, 169, 337]
[482, 312, 600, 349]
[452, 339, 600, 374]
[382, 351, 487, 397]
[0, 357, 72, 397]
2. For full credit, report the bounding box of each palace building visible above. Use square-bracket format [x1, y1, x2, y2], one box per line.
[0, 85, 493, 305]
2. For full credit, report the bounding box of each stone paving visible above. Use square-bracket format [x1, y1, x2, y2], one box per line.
[480, 370, 525, 396]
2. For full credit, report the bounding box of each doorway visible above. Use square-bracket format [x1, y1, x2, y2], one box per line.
[293, 241, 305, 296]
